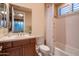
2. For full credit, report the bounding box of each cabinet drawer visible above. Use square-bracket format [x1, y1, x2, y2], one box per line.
[13, 39, 30, 47]
[3, 47, 22, 56]
[30, 38, 36, 43]
[2, 42, 12, 49]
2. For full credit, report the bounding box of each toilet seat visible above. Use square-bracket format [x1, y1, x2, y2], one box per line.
[39, 45, 50, 51]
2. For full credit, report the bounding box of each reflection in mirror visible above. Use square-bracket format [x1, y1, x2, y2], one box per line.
[0, 3, 7, 28]
[13, 10, 24, 33]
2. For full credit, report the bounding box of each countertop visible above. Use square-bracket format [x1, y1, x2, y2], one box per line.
[0, 34, 36, 42]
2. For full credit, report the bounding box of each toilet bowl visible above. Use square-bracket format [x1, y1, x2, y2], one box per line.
[39, 45, 50, 56]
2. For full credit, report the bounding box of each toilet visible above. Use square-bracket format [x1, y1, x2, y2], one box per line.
[36, 44, 50, 56]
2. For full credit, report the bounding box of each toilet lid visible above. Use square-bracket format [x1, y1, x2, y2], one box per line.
[39, 45, 50, 51]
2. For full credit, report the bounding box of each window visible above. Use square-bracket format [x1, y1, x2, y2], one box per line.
[58, 7, 61, 16]
[58, 4, 72, 16]
[73, 3, 79, 12]
[58, 3, 79, 16]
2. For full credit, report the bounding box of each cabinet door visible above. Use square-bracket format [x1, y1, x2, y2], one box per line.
[3, 47, 23, 56]
[28, 44, 36, 56]
[23, 43, 37, 56]
[23, 44, 34, 56]
[23, 45, 29, 56]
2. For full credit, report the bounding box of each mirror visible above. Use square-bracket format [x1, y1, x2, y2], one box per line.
[0, 3, 7, 28]
[12, 9, 24, 33]
[8, 4, 32, 34]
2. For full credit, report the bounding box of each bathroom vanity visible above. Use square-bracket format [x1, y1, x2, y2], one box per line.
[0, 3, 37, 56]
[0, 35, 38, 56]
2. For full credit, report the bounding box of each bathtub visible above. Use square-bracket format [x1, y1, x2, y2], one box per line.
[54, 47, 68, 56]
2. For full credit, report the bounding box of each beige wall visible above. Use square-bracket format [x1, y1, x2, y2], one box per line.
[13, 3, 45, 37]
[25, 12, 32, 33]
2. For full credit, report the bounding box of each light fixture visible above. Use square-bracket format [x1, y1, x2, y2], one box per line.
[1, 11, 7, 14]
[18, 13, 24, 17]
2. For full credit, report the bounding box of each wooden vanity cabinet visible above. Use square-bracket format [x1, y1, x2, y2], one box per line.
[3, 46, 23, 56]
[0, 38, 38, 56]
